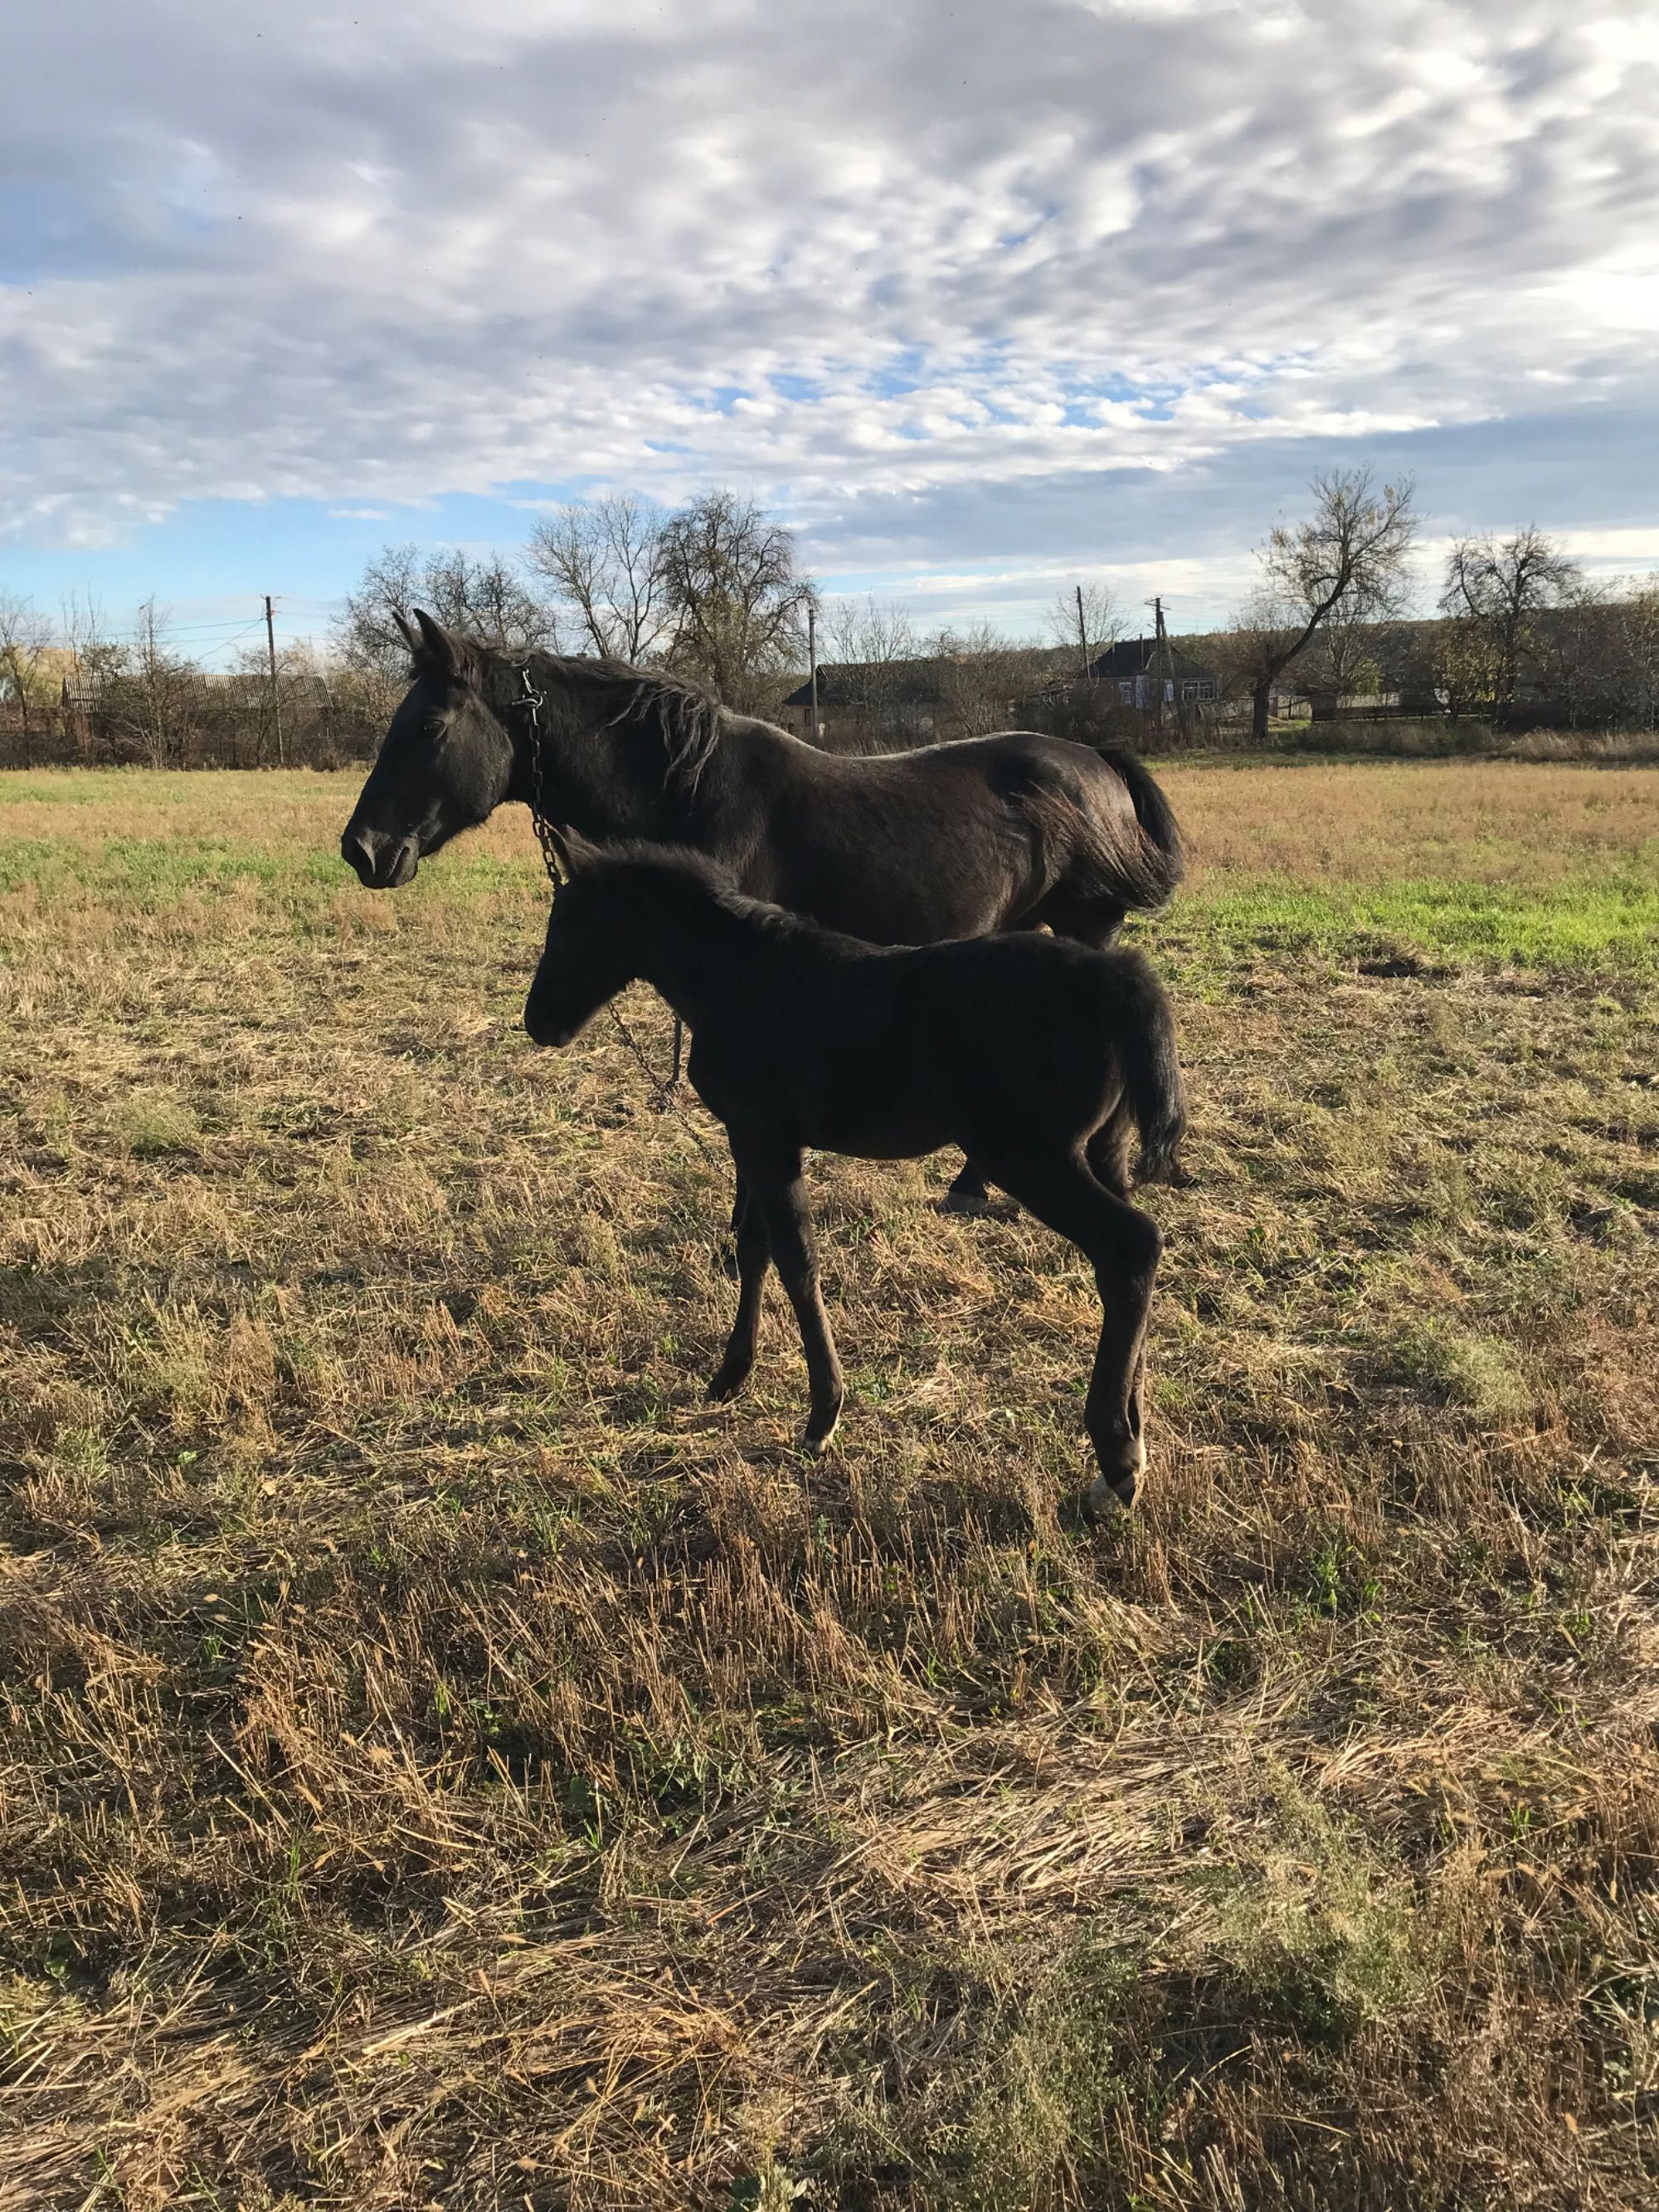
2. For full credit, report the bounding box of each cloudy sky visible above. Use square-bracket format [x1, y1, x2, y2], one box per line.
[2, 0, 1656, 651]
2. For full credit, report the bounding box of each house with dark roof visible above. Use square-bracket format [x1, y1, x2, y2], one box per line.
[778, 657, 950, 745]
[780, 646, 1071, 749]
[1085, 637, 1220, 712]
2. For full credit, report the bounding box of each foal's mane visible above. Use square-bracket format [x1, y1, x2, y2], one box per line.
[569, 839, 816, 946]
[483, 646, 727, 792]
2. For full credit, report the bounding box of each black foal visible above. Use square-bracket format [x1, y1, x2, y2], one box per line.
[524, 838, 1186, 1511]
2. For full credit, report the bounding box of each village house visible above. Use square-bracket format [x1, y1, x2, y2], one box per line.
[780, 634, 1223, 748]
[779, 645, 1068, 749]
[1085, 636, 1221, 712]
[778, 658, 948, 745]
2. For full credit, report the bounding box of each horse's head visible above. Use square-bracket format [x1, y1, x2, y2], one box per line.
[341, 610, 518, 887]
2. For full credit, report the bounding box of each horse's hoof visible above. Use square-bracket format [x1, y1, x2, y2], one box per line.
[717, 1242, 740, 1281]
[708, 1365, 749, 1404]
[1083, 1471, 1136, 1520]
[939, 1188, 993, 1218]
[802, 1410, 843, 1455]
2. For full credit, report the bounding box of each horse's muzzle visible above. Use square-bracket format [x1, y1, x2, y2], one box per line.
[341, 827, 419, 888]
[523, 996, 584, 1049]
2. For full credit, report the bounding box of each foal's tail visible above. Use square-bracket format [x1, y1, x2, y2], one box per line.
[1114, 952, 1188, 1184]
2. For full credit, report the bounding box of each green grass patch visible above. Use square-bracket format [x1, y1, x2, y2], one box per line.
[0, 833, 541, 923]
[1175, 873, 1659, 971]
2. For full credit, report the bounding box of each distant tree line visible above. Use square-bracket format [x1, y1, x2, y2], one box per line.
[1217, 480, 1659, 736]
[2, 476, 1655, 771]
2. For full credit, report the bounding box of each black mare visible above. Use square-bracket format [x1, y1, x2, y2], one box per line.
[341, 611, 1184, 1216]
[523, 837, 1186, 1513]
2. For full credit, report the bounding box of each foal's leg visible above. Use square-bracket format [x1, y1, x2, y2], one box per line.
[1085, 1104, 1135, 1200]
[738, 1142, 844, 1451]
[708, 1184, 771, 1403]
[718, 1165, 750, 1280]
[944, 907, 1124, 1219]
[980, 1147, 1162, 1510]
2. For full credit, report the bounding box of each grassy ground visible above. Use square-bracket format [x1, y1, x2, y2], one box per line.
[2, 760, 1656, 2211]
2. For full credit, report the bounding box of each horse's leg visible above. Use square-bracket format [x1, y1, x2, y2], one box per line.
[978, 1146, 1162, 1510]
[941, 1159, 994, 1215]
[739, 1143, 844, 1451]
[708, 1182, 771, 1403]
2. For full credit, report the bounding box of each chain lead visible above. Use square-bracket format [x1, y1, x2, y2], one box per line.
[518, 662, 692, 1123]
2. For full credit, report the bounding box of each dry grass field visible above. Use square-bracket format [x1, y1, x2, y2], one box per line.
[2, 759, 1657, 2211]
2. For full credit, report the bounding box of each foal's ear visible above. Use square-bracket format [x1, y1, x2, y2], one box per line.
[392, 609, 419, 657]
[557, 826, 602, 874]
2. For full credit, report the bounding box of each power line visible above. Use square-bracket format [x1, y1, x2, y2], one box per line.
[132, 615, 272, 636]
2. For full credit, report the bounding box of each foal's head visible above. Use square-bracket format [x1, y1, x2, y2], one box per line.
[522, 844, 630, 1048]
[523, 839, 737, 1048]
[341, 611, 518, 888]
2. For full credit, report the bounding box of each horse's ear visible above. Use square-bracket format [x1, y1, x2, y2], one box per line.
[412, 608, 469, 679]
[392, 609, 419, 656]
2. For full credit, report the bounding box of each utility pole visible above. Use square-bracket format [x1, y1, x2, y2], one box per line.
[264, 596, 285, 767]
[807, 603, 820, 744]
[1151, 593, 1190, 746]
[1150, 592, 1176, 738]
[1075, 584, 1092, 682]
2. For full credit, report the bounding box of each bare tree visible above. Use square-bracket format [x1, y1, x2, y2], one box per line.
[526, 495, 671, 660]
[47, 591, 124, 758]
[1232, 469, 1418, 742]
[1221, 590, 1307, 732]
[335, 544, 552, 688]
[658, 490, 816, 713]
[334, 545, 423, 684]
[1438, 526, 1584, 728]
[60, 589, 121, 688]
[932, 621, 1027, 738]
[1047, 581, 1122, 676]
[827, 595, 918, 670]
[822, 596, 929, 746]
[1606, 573, 1659, 732]
[1301, 597, 1390, 700]
[100, 600, 199, 769]
[0, 593, 54, 762]
[221, 635, 328, 767]
[423, 550, 551, 654]
[136, 600, 192, 768]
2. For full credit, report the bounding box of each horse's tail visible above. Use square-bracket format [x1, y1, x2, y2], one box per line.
[1112, 950, 1187, 1184]
[1094, 746, 1185, 912]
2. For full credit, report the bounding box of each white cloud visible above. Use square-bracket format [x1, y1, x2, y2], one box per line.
[0, 0, 1655, 613]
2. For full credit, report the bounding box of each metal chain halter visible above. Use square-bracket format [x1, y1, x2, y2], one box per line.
[517, 668, 567, 888]
[515, 664, 691, 1121]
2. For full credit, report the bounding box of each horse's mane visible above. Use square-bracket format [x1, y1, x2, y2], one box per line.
[488, 649, 727, 792]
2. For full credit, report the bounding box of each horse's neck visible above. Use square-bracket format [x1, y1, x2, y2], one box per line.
[509, 681, 790, 852]
[523, 717, 698, 843]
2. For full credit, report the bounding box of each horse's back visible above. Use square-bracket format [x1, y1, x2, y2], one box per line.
[722, 717, 1180, 936]
[806, 727, 1174, 872]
